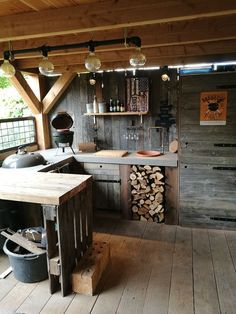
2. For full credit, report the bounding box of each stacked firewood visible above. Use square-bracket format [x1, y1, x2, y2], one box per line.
[130, 165, 165, 222]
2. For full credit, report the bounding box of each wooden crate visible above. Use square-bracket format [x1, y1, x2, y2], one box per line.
[71, 241, 110, 295]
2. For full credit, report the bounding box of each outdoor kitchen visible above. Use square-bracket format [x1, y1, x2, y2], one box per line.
[0, 1, 236, 313]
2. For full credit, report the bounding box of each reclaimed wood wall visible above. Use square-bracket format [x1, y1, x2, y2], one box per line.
[179, 73, 236, 228]
[48, 70, 178, 152]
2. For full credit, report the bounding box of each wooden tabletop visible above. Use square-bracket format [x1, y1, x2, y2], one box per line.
[0, 169, 91, 205]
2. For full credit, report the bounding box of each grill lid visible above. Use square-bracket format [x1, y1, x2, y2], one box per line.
[2, 145, 46, 168]
[51, 112, 73, 130]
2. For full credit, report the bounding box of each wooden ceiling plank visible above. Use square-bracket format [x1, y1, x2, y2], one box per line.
[1, 13, 236, 51]
[18, 0, 40, 11]
[1, 0, 236, 41]
[42, 71, 77, 114]
[9, 71, 42, 114]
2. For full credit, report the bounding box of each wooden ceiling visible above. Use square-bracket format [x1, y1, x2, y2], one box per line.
[1, 0, 236, 73]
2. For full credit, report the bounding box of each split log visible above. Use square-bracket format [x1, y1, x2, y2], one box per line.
[130, 164, 165, 223]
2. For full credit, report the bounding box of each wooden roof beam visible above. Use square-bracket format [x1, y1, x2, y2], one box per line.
[1, 0, 236, 42]
[2, 13, 236, 53]
[42, 71, 77, 114]
[9, 71, 42, 114]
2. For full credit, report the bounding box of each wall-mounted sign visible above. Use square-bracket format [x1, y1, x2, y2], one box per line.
[126, 77, 149, 112]
[200, 91, 227, 125]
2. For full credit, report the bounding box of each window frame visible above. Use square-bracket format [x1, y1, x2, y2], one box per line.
[0, 116, 37, 153]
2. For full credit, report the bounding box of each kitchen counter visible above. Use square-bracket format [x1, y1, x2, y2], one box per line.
[0, 168, 91, 205]
[37, 148, 178, 168]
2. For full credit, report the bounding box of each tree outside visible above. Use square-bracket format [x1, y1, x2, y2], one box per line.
[0, 76, 31, 118]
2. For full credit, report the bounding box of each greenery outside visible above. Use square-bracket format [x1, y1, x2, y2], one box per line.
[0, 76, 31, 118]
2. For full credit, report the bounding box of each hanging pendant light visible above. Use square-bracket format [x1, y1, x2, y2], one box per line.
[85, 51, 101, 72]
[0, 59, 16, 77]
[85, 43, 101, 72]
[38, 47, 54, 76]
[129, 47, 146, 67]
[38, 56, 54, 76]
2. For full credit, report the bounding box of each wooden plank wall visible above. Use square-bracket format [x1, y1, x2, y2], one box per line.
[179, 73, 236, 228]
[48, 70, 178, 152]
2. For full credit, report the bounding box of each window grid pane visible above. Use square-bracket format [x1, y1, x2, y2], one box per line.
[0, 117, 36, 151]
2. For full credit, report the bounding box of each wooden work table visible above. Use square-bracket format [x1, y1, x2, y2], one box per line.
[0, 169, 93, 296]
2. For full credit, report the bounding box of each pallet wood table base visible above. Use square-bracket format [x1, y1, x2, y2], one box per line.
[0, 170, 93, 297]
[71, 241, 110, 296]
[43, 180, 93, 296]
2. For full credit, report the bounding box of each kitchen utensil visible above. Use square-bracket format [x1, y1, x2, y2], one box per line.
[169, 139, 178, 153]
[136, 150, 162, 157]
[94, 150, 128, 157]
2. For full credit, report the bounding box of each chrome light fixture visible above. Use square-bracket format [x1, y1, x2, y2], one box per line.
[129, 47, 146, 67]
[85, 43, 101, 72]
[38, 48, 54, 76]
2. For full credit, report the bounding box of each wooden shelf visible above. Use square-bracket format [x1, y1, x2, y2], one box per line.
[84, 112, 148, 116]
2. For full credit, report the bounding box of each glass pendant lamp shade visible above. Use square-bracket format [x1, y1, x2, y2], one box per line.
[38, 56, 54, 76]
[85, 52, 101, 72]
[129, 47, 146, 67]
[0, 59, 16, 77]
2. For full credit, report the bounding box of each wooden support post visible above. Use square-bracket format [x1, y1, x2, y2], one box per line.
[42, 204, 60, 294]
[43, 72, 77, 114]
[9, 71, 42, 114]
[34, 113, 51, 150]
[120, 165, 132, 219]
[165, 167, 179, 225]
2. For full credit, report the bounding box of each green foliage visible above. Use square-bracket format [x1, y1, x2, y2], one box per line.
[0, 85, 31, 118]
[0, 76, 11, 89]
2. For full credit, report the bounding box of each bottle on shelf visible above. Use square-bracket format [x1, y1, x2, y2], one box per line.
[109, 98, 113, 112]
[116, 99, 120, 112]
[120, 102, 125, 112]
[93, 95, 98, 113]
[113, 99, 117, 112]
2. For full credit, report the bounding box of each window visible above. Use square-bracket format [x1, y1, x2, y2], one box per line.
[0, 117, 36, 152]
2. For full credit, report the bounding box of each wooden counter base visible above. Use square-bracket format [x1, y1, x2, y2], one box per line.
[0, 170, 93, 296]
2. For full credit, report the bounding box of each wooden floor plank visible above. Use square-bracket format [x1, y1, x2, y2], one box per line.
[113, 219, 146, 238]
[225, 230, 236, 270]
[0, 281, 37, 312]
[192, 228, 220, 314]
[0, 222, 236, 314]
[40, 291, 74, 314]
[16, 280, 51, 313]
[91, 236, 142, 314]
[142, 224, 176, 314]
[168, 226, 194, 314]
[0, 253, 18, 303]
[66, 294, 98, 314]
[0, 252, 10, 273]
[209, 229, 236, 314]
[116, 243, 152, 314]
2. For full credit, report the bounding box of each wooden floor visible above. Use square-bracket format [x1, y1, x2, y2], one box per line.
[1, 216, 236, 314]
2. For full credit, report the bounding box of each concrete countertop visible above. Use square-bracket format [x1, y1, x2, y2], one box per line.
[0, 148, 178, 172]
[38, 148, 178, 167]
